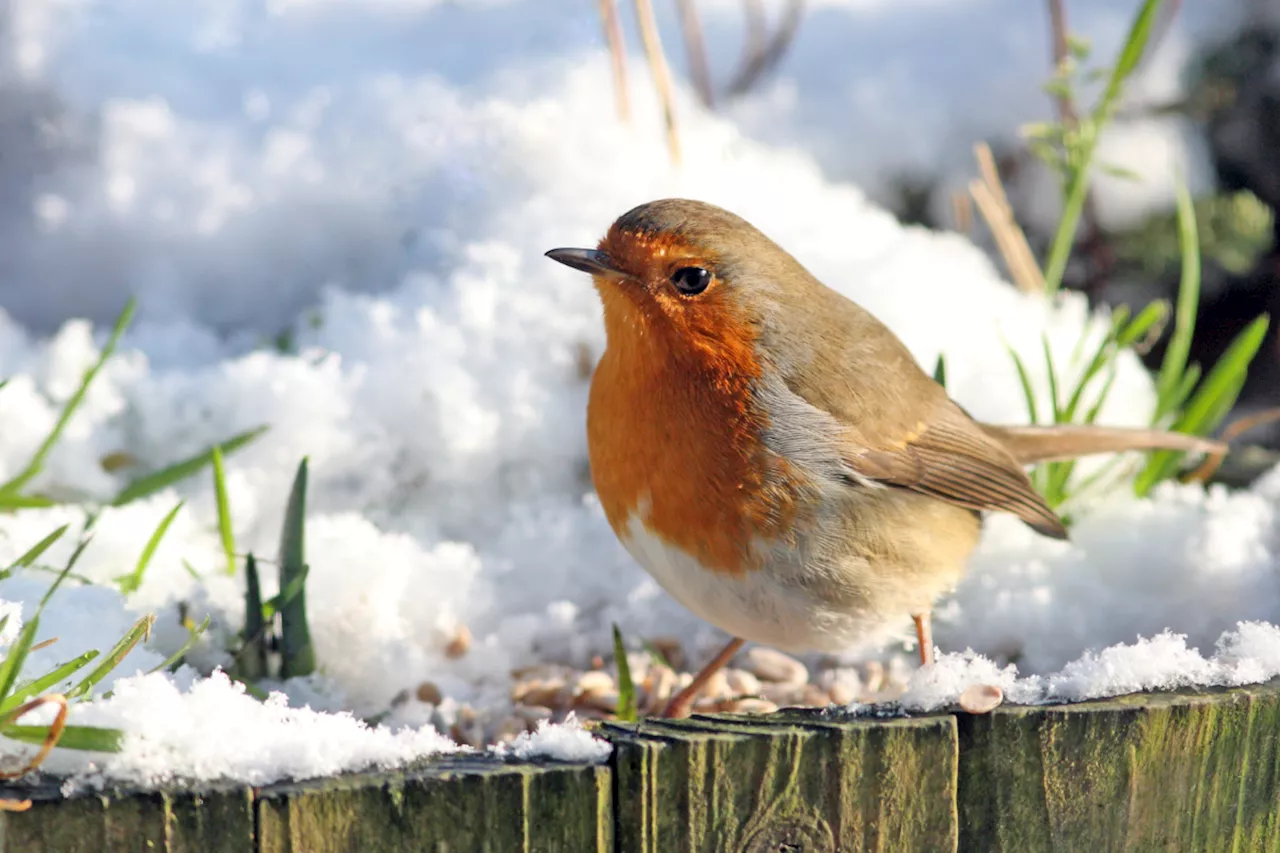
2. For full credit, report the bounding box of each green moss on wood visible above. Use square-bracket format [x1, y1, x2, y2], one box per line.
[3, 680, 1280, 851]
[957, 679, 1280, 852]
[605, 711, 958, 852]
[0, 784, 254, 853]
[255, 757, 611, 853]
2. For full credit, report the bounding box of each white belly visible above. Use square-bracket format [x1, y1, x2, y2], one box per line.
[619, 514, 907, 655]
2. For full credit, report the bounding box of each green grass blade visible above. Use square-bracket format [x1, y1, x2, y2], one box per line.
[1165, 364, 1202, 418]
[1118, 299, 1170, 348]
[1006, 344, 1040, 425]
[612, 624, 637, 723]
[212, 446, 236, 576]
[1175, 317, 1269, 432]
[0, 651, 99, 714]
[2, 723, 124, 752]
[1042, 334, 1062, 421]
[1062, 330, 1119, 422]
[932, 353, 947, 389]
[238, 554, 268, 681]
[146, 616, 210, 677]
[1155, 177, 1201, 419]
[0, 298, 136, 496]
[0, 616, 41, 702]
[1042, 461, 1075, 508]
[267, 565, 309, 620]
[1083, 365, 1121, 425]
[277, 458, 315, 679]
[0, 494, 56, 510]
[111, 425, 268, 507]
[1043, 167, 1092, 294]
[5, 525, 69, 573]
[1100, 0, 1163, 115]
[1043, 363, 1122, 509]
[41, 534, 94, 609]
[1136, 315, 1269, 494]
[65, 614, 154, 702]
[117, 502, 184, 596]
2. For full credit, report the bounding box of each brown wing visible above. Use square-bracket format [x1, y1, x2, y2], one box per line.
[767, 278, 1067, 539]
[844, 402, 1068, 539]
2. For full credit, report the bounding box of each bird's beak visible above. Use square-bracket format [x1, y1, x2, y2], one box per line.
[544, 248, 632, 282]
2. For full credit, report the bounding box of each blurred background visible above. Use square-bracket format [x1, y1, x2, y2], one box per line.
[2, 0, 1280, 747]
[0, 1, 1277, 449]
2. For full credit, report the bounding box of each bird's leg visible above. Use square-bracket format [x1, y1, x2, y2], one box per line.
[661, 637, 745, 718]
[912, 612, 935, 667]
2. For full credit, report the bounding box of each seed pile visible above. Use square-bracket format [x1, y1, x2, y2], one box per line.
[396, 635, 916, 749]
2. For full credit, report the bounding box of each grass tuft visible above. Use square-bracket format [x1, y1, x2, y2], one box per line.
[278, 458, 316, 679]
[611, 623, 638, 723]
[0, 298, 136, 499]
[212, 446, 237, 576]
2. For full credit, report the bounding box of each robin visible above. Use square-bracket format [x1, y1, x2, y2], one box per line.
[546, 198, 1223, 718]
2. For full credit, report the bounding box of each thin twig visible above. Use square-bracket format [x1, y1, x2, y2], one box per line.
[634, 0, 682, 166]
[599, 0, 630, 122]
[726, 0, 805, 98]
[0, 694, 69, 780]
[969, 143, 1046, 294]
[676, 0, 715, 109]
[1184, 407, 1280, 484]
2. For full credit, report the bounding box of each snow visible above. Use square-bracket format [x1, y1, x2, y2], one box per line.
[32, 671, 464, 789]
[900, 621, 1280, 712]
[0, 0, 1274, 789]
[490, 716, 613, 765]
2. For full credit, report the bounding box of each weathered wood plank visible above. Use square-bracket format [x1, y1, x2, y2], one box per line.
[255, 757, 612, 853]
[957, 679, 1280, 852]
[4, 680, 1280, 850]
[168, 787, 258, 853]
[605, 710, 959, 852]
[0, 783, 255, 853]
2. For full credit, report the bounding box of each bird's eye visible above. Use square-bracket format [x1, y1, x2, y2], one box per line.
[670, 266, 711, 295]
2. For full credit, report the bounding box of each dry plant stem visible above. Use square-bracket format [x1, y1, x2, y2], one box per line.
[1184, 407, 1280, 483]
[1046, 0, 1079, 127]
[599, 0, 630, 122]
[29, 637, 57, 652]
[0, 693, 69, 780]
[725, 0, 805, 98]
[969, 142, 1046, 293]
[675, 0, 715, 109]
[662, 636, 745, 718]
[912, 613, 935, 667]
[739, 0, 766, 83]
[633, 0, 682, 166]
[951, 190, 974, 235]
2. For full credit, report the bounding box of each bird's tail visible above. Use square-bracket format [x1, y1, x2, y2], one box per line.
[980, 423, 1226, 466]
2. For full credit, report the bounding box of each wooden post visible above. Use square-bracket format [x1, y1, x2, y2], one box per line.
[0, 783, 255, 853]
[957, 680, 1280, 850]
[255, 757, 612, 853]
[2, 680, 1279, 850]
[605, 711, 959, 851]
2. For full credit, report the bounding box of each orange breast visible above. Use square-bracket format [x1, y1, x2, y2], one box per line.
[586, 282, 801, 577]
